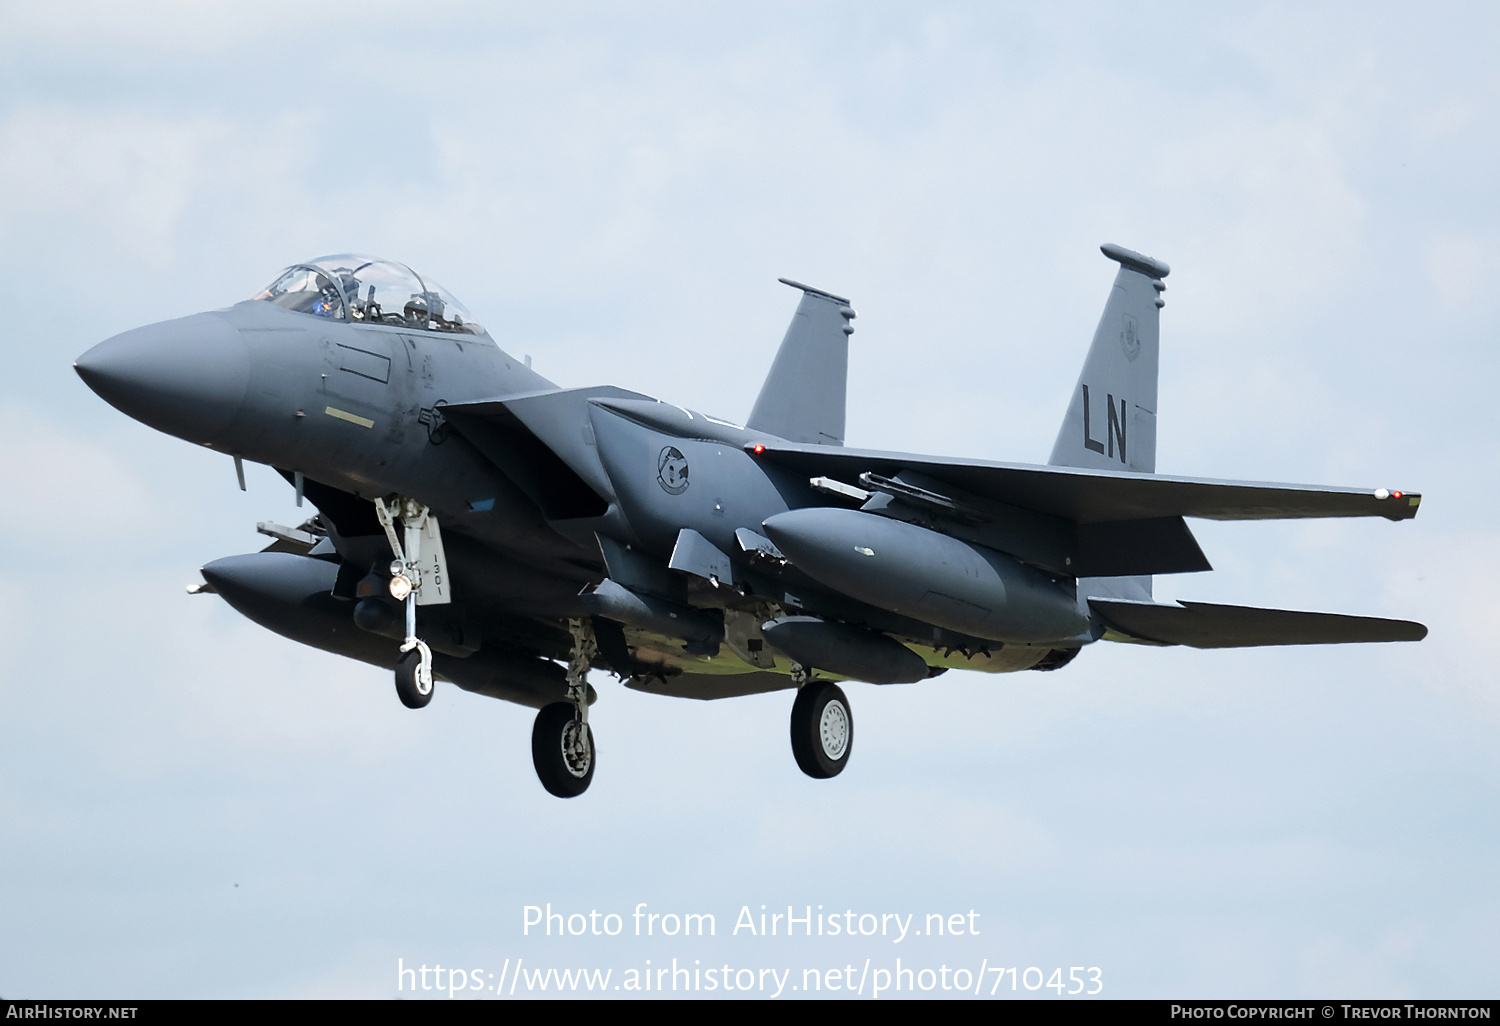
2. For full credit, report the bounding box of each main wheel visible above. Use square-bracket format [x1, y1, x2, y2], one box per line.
[789, 680, 852, 779]
[395, 648, 434, 709]
[532, 702, 596, 798]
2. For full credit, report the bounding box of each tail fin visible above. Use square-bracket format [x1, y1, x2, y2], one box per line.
[1049, 244, 1169, 474]
[1053, 244, 1171, 603]
[746, 279, 856, 446]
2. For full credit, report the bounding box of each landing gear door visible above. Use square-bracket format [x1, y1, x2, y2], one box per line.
[413, 515, 452, 606]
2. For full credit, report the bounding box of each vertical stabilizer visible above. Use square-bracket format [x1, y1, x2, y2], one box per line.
[1049, 244, 1168, 474]
[1053, 244, 1170, 604]
[746, 279, 856, 445]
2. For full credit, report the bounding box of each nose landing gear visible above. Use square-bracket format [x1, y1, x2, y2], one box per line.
[375, 495, 447, 709]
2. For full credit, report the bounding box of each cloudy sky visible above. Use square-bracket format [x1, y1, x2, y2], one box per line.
[2, 0, 1496, 1000]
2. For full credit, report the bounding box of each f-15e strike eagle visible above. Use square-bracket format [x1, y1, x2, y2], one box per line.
[75, 245, 1424, 797]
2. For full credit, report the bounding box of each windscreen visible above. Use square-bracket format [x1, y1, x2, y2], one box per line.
[252, 255, 484, 335]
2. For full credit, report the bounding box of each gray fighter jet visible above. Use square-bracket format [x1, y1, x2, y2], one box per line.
[75, 245, 1424, 797]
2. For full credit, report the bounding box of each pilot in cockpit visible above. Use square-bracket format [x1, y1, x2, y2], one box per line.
[252, 255, 484, 336]
[310, 281, 343, 318]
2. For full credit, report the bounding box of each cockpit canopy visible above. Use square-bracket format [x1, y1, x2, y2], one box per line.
[252, 255, 484, 335]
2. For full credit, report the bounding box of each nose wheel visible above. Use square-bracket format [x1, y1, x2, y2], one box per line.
[374, 495, 443, 710]
[790, 677, 852, 779]
[532, 618, 598, 798]
[394, 646, 433, 709]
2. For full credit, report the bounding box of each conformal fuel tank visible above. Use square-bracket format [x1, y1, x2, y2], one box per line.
[761, 507, 1088, 644]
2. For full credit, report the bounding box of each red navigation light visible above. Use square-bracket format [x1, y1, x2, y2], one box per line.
[752, 443, 766, 454]
[1392, 490, 1403, 499]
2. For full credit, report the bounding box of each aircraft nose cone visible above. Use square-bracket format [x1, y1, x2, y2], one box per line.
[75, 311, 249, 444]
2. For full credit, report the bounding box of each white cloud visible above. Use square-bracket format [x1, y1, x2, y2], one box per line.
[0, 403, 160, 545]
[754, 786, 1052, 870]
[1424, 235, 1500, 309]
[1, 0, 331, 53]
[0, 107, 226, 264]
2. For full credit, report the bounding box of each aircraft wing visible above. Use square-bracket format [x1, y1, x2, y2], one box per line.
[442, 386, 651, 518]
[750, 442, 1421, 523]
[1089, 598, 1427, 647]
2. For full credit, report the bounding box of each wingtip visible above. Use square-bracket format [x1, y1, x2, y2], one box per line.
[1374, 489, 1422, 520]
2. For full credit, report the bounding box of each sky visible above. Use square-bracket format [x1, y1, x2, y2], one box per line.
[1, 0, 1497, 1000]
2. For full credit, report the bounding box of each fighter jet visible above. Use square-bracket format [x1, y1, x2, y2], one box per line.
[74, 245, 1425, 797]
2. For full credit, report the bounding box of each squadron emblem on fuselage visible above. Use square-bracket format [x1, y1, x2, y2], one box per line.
[657, 445, 690, 494]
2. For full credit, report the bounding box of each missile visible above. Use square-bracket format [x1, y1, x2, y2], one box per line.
[761, 615, 932, 684]
[761, 507, 1089, 644]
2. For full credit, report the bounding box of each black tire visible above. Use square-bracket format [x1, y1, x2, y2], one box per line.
[394, 648, 433, 709]
[789, 680, 852, 779]
[532, 702, 596, 798]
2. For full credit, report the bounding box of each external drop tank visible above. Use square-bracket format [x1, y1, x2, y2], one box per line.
[761, 507, 1089, 644]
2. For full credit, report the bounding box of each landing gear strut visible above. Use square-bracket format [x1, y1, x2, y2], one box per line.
[789, 673, 852, 779]
[532, 618, 597, 798]
[375, 496, 439, 708]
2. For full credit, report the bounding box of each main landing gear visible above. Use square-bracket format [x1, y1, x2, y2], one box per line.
[789, 663, 852, 779]
[532, 618, 597, 798]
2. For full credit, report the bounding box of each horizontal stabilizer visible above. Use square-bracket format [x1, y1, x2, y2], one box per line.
[749, 441, 1421, 523]
[1090, 598, 1427, 648]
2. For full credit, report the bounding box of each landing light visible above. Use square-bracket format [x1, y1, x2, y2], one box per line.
[389, 574, 413, 601]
